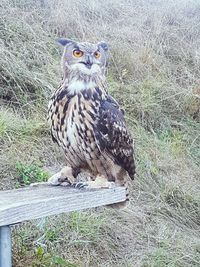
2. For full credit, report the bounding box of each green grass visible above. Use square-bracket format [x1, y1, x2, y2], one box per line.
[0, 109, 48, 140]
[32, 247, 79, 267]
[15, 162, 49, 186]
[67, 212, 105, 243]
[142, 248, 177, 267]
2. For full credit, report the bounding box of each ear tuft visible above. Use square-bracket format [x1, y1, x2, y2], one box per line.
[98, 41, 109, 51]
[57, 38, 74, 46]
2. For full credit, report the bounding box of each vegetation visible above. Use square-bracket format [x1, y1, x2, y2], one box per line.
[15, 162, 49, 186]
[0, 0, 200, 266]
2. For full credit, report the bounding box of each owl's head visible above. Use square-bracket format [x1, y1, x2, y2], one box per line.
[58, 39, 108, 76]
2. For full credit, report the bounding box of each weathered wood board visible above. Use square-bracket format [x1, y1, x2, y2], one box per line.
[0, 186, 126, 226]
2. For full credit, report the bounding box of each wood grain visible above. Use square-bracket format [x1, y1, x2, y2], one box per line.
[0, 185, 126, 226]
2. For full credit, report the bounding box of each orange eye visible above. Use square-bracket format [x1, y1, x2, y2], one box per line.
[94, 51, 101, 59]
[73, 50, 83, 57]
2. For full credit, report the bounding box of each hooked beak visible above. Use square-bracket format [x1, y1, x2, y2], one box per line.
[82, 55, 93, 69]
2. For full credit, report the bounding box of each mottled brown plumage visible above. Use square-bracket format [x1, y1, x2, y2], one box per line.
[47, 39, 135, 194]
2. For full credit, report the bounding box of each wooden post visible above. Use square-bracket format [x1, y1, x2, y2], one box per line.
[0, 226, 12, 267]
[0, 186, 126, 226]
[0, 185, 126, 266]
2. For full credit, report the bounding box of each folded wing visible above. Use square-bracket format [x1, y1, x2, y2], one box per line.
[95, 95, 135, 179]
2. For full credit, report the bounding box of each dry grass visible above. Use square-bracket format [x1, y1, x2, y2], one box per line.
[0, 0, 200, 266]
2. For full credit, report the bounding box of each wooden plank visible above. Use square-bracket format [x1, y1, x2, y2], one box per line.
[0, 186, 126, 226]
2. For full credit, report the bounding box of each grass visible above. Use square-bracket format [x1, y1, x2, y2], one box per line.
[1, 0, 200, 266]
[32, 247, 79, 267]
[0, 108, 48, 140]
[15, 162, 49, 186]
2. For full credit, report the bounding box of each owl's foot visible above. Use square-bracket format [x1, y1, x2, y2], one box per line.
[73, 175, 116, 190]
[30, 166, 75, 187]
[47, 166, 76, 186]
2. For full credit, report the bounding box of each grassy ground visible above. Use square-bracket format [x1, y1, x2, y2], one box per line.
[1, 0, 200, 266]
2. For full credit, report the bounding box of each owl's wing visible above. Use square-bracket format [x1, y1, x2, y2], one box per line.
[95, 95, 135, 179]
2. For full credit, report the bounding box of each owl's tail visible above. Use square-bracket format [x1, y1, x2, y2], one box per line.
[127, 159, 136, 180]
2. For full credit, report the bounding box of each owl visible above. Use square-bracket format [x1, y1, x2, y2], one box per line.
[47, 39, 135, 199]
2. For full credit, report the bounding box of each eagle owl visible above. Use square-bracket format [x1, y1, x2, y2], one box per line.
[47, 39, 135, 196]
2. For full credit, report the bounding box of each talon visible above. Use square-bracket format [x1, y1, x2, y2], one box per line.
[73, 182, 88, 189]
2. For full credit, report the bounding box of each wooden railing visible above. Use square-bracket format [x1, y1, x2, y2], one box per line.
[0, 185, 126, 267]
